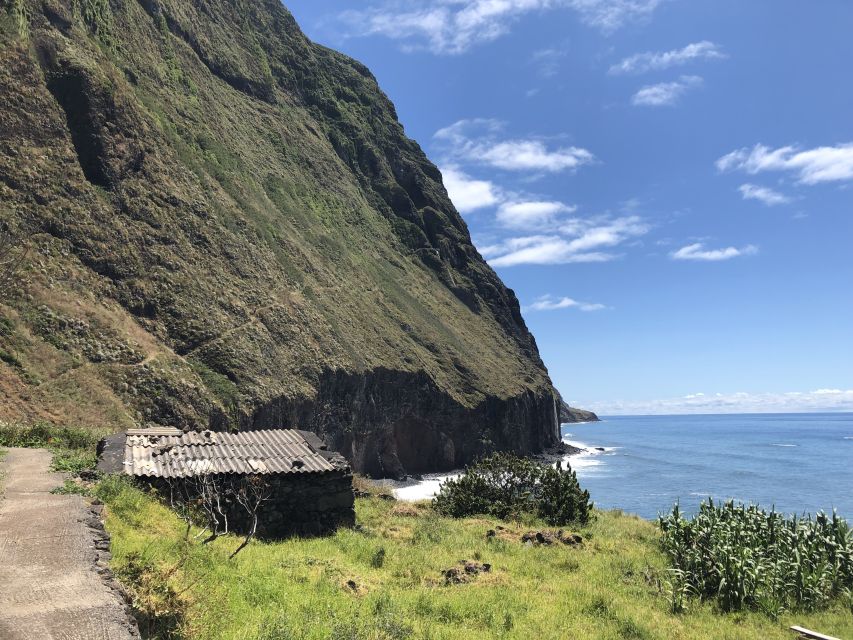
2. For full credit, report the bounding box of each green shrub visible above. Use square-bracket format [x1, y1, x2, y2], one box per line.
[432, 453, 591, 526]
[659, 499, 853, 614]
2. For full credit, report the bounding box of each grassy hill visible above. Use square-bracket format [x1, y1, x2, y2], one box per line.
[0, 0, 558, 475]
[99, 479, 853, 640]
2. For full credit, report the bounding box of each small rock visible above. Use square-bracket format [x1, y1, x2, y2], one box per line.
[521, 530, 583, 546]
[443, 567, 469, 584]
[464, 561, 490, 574]
[443, 560, 491, 584]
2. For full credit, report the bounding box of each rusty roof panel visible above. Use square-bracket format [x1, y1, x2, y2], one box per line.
[123, 428, 337, 478]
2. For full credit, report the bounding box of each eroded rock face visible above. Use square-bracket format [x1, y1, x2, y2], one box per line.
[557, 396, 600, 424]
[252, 368, 560, 477]
[0, 0, 560, 474]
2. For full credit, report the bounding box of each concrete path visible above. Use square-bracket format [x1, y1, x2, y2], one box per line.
[0, 448, 138, 639]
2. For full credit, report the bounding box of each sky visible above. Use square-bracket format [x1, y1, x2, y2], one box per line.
[284, 0, 853, 415]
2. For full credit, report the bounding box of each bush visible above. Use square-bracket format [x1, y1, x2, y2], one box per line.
[659, 499, 853, 614]
[432, 453, 591, 526]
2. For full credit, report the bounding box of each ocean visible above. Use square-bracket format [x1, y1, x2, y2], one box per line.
[565, 413, 853, 519]
[394, 413, 853, 520]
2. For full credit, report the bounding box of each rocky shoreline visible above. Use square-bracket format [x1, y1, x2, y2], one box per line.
[379, 440, 590, 502]
[531, 439, 586, 465]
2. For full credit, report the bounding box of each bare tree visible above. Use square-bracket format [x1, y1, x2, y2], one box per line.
[228, 475, 272, 559]
[164, 473, 271, 558]
[165, 474, 228, 543]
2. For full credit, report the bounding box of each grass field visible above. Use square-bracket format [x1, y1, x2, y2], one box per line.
[100, 478, 853, 640]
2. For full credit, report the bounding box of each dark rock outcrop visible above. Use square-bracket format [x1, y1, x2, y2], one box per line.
[252, 368, 560, 478]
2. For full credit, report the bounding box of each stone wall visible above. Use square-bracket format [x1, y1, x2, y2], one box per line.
[256, 470, 355, 538]
[146, 469, 355, 539]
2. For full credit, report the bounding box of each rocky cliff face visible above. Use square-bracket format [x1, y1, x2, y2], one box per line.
[559, 404, 600, 424]
[0, 0, 560, 475]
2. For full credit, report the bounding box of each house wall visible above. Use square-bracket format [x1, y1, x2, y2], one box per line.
[145, 469, 355, 539]
[259, 470, 355, 537]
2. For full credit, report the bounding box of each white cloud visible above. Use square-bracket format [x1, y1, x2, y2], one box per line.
[671, 242, 757, 262]
[435, 119, 595, 173]
[586, 389, 853, 416]
[717, 143, 853, 185]
[478, 235, 551, 258]
[496, 200, 576, 229]
[487, 237, 613, 266]
[525, 294, 606, 312]
[631, 75, 702, 107]
[610, 41, 725, 75]
[567, 0, 665, 33]
[484, 214, 649, 266]
[441, 165, 501, 213]
[531, 46, 569, 77]
[738, 183, 791, 206]
[340, 0, 665, 55]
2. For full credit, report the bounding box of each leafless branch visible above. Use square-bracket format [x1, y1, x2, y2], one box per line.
[163, 469, 271, 558]
[229, 475, 271, 559]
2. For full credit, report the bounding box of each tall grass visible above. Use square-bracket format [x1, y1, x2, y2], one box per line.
[659, 499, 853, 615]
[0, 421, 109, 473]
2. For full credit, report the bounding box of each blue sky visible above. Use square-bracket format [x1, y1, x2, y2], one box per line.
[285, 0, 853, 415]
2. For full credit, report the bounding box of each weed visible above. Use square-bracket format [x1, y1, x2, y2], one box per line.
[370, 546, 386, 569]
[51, 478, 93, 496]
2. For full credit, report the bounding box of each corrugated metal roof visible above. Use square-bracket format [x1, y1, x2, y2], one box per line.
[123, 429, 336, 478]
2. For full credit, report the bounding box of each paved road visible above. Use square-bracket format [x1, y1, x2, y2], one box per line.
[0, 448, 138, 639]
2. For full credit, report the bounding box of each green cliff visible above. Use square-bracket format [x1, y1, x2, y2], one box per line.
[0, 0, 560, 476]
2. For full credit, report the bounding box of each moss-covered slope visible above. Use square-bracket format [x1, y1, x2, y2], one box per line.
[0, 0, 559, 475]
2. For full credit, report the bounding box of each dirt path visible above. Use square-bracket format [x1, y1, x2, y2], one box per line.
[0, 448, 138, 639]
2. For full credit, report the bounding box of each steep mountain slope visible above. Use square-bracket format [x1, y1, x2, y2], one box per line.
[0, 0, 560, 476]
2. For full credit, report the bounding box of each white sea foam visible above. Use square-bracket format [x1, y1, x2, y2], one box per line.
[562, 437, 612, 477]
[392, 436, 609, 500]
[771, 443, 798, 447]
[391, 472, 459, 502]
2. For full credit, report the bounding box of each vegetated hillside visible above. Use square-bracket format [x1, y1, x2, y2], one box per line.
[0, 0, 560, 475]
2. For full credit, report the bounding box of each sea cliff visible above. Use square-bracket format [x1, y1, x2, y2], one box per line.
[0, 0, 560, 474]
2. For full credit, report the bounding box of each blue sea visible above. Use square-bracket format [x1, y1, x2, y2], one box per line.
[563, 413, 853, 520]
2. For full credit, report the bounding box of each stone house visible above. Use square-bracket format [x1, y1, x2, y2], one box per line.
[97, 427, 355, 537]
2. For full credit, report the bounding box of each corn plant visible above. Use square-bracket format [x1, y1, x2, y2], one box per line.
[659, 499, 853, 614]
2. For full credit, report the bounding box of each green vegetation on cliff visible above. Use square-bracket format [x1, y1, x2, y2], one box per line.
[0, 0, 558, 475]
[99, 480, 853, 640]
